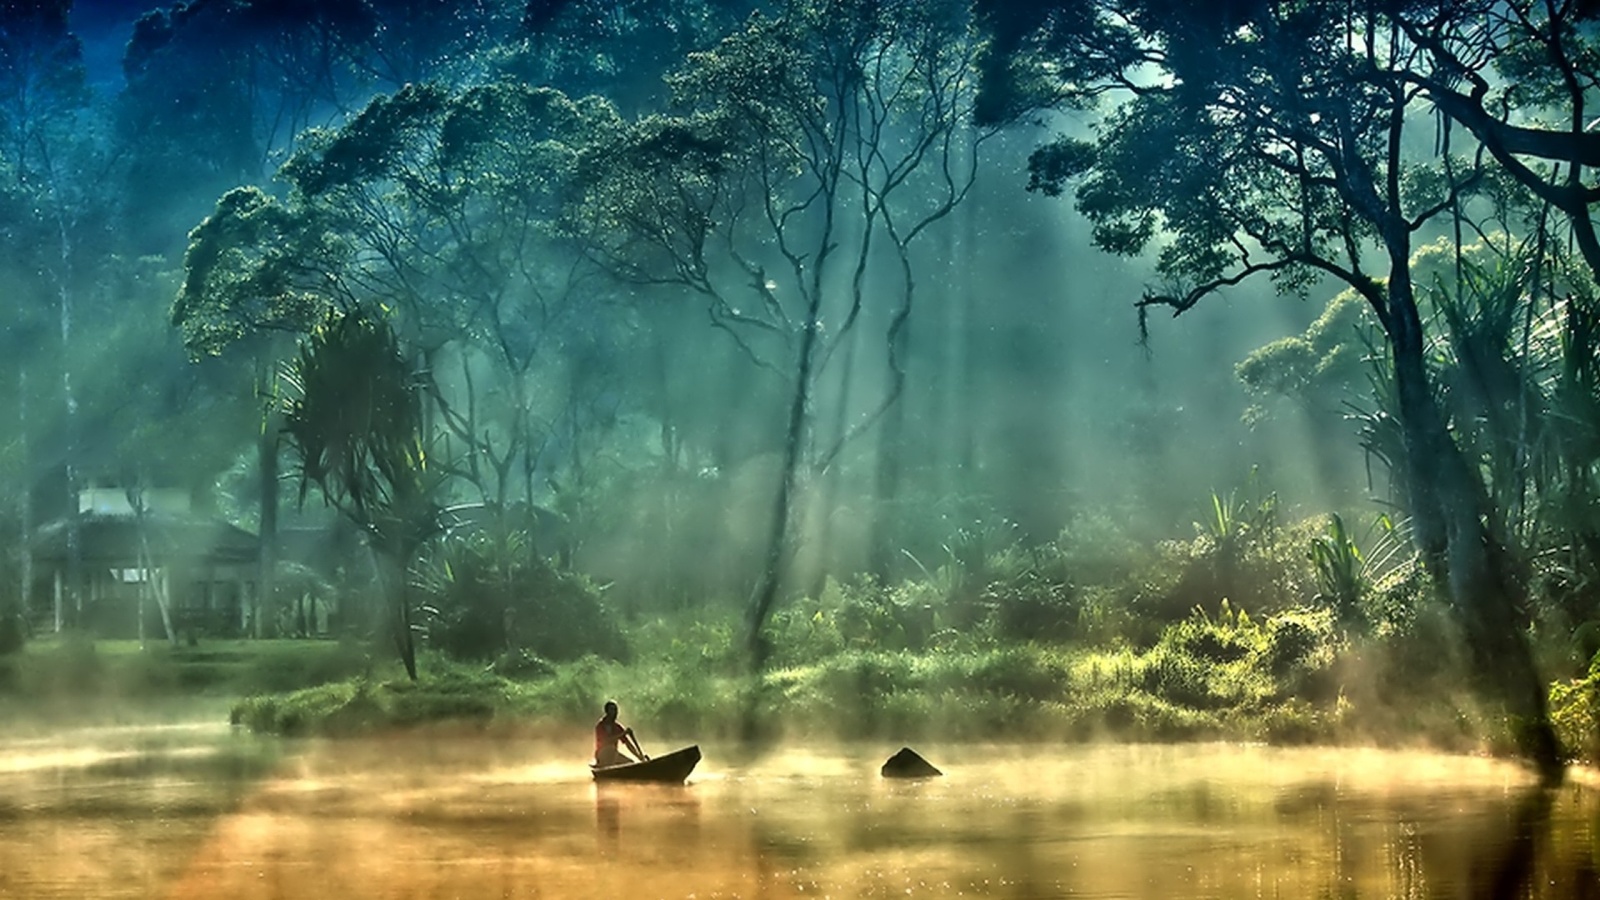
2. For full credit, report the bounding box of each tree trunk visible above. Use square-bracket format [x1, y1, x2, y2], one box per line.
[256, 425, 279, 639]
[1386, 254, 1564, 784]
[378, 548, 418, 681]
[17, 367, 31, 633]
[134, 509, 179, 647]
[745, 305, 824, 668]
[869, 353, 908, 582]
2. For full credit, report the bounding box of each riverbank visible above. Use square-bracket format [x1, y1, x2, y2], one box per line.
[0, 636, 373, 700]
[225, 628, 1551, 763]
[8, 622, 1594, 768]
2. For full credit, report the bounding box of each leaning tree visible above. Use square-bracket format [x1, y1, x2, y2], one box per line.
[975, 0, 1567, 781]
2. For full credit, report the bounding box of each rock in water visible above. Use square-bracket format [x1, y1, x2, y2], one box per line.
[881, 746, 942, 778]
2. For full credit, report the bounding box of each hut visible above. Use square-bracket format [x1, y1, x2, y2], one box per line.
[32, 487, 259, 640]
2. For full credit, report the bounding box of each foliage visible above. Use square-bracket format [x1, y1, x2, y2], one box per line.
[1548, 652, 1600, 764]
[281, 307, 442, 679]
[975, 0, 1577, 778]
[1236, 292, 1368, 424]
[275, 80, 630, 510]
[172, 186, 342, 358]
[1199, 477, 1278, 560]
[568, 0, 1017, 653]
[416, 523, 625, 663]
[119, 0, 519, 234]
[231, 664, 512, 737]
[501, 0, 761, 111]
[1307, 514, 1364, 625]
[282, 309, 439, 547]
[1305, 513, 1415, 630]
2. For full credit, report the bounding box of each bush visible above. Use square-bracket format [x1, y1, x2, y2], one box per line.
[987, 571, 1079, 643]
[1550, 652, 1600, 763]
[231, 665, 515, 736]
[1264, 608, 1336, 674]
[418, 529, 625, 663]
[1161, 602, 1261, 663]
[956, 644, 1066, 701]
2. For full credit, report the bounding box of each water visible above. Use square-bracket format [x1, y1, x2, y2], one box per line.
[0, 720, 1595, 899]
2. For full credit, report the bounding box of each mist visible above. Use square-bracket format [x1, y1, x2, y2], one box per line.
[0, 4, 1597, 896]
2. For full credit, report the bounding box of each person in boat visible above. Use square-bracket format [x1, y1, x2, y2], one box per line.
[594, 700, 648, 767]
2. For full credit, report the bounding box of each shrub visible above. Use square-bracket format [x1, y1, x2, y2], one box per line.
[986, 570, 1079, 643]
[417, 530, 624, 663]
[231, 666, 515, 736]
[1263, 607, 1336, 675]
[957, 644, 1067, 701]
[1161, 602, 1261, 664]
[1550, 652, 1600, 763]
[1139, 646, 1221, 709]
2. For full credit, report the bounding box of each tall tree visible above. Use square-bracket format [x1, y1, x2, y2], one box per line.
[505, 0, 763, 112]
[573, 0, 1009, 663]
[177, 81, 632, 590]
[0, 0, 93, 630]
[976, 0, 1566, 781]
[173, 185, 346, 636]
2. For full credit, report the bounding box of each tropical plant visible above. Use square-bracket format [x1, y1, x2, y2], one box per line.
[415, 520, 623, 664]
[1306, 512, 1414, 628]
[281, 307, 441, 680]
[1308, 513, 1364, 626]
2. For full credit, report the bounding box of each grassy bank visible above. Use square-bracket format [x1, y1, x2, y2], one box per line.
[226, 603, 1564, 762]
[0, 636, 376, 700]
[7, 615, 1587, 766]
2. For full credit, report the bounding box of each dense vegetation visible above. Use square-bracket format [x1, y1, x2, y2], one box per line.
[1, 0, 1599, 776]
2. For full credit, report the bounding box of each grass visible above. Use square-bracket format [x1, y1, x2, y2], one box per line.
[213, 619, 1357, 750]
[0, 636, 378, 700]
[0, 607, 1565, 766]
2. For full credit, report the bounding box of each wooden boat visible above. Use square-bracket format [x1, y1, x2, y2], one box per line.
[591, 744, 701, 783]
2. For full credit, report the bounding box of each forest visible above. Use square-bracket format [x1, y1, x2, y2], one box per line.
[1, 0, 1598, 786]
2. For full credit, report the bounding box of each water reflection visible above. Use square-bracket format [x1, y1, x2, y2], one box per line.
[0, 726, 1596, 899]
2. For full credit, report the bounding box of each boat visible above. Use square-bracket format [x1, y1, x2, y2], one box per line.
[591, 744, 701, 783]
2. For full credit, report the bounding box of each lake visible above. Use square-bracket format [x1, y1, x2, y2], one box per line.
[0, 718, 1595, 898]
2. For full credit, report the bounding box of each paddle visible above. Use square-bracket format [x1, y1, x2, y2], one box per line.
[625, 727, 650, 762]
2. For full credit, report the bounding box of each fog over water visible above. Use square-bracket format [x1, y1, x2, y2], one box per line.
[0, 719, 1594, 900]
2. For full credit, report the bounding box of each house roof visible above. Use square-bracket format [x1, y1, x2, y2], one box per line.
[31, 514, 259, 566]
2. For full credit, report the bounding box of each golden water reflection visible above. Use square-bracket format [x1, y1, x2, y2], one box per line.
[1, 725, 1596, 899]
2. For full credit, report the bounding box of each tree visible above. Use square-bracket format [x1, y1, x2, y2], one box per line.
[281, 308, 439, 680]
[503, 0, 763, 113]
[271, 81, 627, 512]
[178, 82, 630, 632]
[976, 0, 1566, 781]
[1392, 1, 1600, 283]
[0, 0, 97, 631]
[572, 0, 1008, 664]
[118, 0, 519, 253]
[173, 185, 347, 636]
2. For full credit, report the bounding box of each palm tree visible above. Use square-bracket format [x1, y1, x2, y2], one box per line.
[281, 308, 440, 680]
